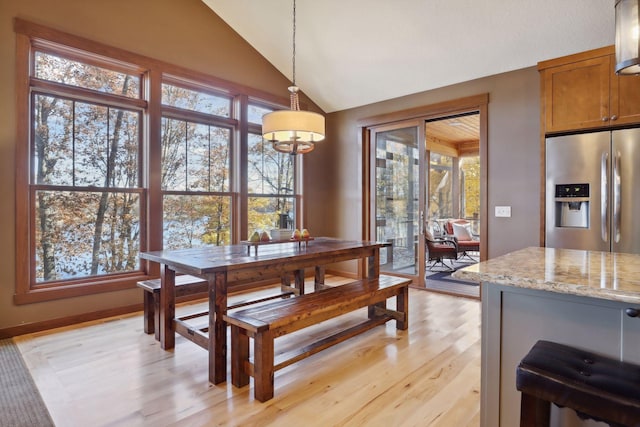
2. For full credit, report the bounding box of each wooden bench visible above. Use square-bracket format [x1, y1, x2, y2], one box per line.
[137, 275, 295, 341]
[137, 275, 208, 340]
[223, 274, 411, 402]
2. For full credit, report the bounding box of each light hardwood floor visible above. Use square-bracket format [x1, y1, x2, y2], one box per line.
[15, 277, 481, 427]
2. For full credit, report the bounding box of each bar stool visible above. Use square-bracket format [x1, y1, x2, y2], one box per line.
[516, 340, 640, 427]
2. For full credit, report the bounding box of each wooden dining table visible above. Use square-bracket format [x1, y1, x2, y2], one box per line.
[139, 237, 389, 385]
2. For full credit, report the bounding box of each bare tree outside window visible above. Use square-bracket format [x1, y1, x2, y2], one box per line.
[16, 27, 302, 298]
[161, 84, 232, 248]
[247, 133, 293, 197]
[32, 52, 141, 283]
[247, 108, 296, 236]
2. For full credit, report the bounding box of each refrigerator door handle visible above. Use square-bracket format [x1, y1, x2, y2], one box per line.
[601, 152, 609, 243]
[613, 151, 621, 243]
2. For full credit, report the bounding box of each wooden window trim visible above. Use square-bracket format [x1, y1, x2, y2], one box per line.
[14, 18, 290, 106]
[31, 80, 147, 110]
[14, 19, 300, 304]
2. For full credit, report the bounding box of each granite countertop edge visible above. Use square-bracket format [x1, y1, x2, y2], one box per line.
[453, 251, 640, 305]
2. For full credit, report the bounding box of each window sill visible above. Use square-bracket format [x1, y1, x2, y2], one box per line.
[13, 274, 152, 305]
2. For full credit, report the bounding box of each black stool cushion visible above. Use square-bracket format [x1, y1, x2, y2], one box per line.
[516, 340, 640, 426]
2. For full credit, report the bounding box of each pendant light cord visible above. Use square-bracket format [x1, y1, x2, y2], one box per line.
[292, 0, 296, 86]
[262, 0, 324, 155]
[289, 0, 300, 111]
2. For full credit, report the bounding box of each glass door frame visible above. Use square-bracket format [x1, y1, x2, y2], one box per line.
[367, 119, 427, 286]
[360, 94, 489, 290]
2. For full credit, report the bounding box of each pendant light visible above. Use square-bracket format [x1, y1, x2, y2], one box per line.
[615, 0, 640, 74]
[262, 0, 325, 155]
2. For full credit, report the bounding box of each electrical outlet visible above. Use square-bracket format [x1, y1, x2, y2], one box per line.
[495, 206, 511, 217]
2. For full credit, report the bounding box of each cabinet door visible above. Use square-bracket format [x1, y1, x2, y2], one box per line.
[610, 71, 640, 126]
[543, 56, 611, 132]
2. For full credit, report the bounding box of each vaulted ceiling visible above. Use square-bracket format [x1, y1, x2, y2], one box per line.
[203, 1, 614, 113]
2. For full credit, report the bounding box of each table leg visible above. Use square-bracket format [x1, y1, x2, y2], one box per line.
[280, 272, 296, 295]
[294, 269, 305, 295]
[209, 271, 227, 384]
[314, 266, 326, 291]
[159, 264, 176, 350]
[367, 248, 380, 279]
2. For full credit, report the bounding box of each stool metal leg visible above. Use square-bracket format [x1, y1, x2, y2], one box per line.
[520, 393, 550, 427]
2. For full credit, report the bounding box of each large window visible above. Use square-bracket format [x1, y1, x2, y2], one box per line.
[247, 103, 297, 236]
[15, 22, 300, 302]
[31, 50, 144, 285]
[161, 82, 233, 249]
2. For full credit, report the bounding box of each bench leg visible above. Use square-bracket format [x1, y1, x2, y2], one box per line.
[368, 302, 386, 319]
[230, 325, 250, 388]
[520, 392, 551, 427]
[396, 287, 409, 330]
[153, 294, 160, 341]
[143, 291, 155, 336]
[253, 330, 275, 402]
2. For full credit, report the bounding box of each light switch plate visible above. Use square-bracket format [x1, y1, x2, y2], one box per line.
[495, 206, 511, 217]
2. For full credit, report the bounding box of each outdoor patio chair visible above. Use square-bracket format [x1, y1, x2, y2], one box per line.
[425, 229, 458, 272]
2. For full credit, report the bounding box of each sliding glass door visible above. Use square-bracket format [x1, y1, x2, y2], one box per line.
[370, 121, 425, 285]
[364, 98, 487, 296]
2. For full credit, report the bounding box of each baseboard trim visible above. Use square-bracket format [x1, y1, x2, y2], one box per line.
[0, 303, 142, 339]
[1, 272, 358, 339]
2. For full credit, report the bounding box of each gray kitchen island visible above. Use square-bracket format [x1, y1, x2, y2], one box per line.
[454, 247, 640, 427]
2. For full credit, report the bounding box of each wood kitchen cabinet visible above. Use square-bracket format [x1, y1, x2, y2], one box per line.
[539, 46, 640, 133]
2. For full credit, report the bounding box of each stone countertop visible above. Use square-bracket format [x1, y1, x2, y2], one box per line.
[453, 246, 640, 304]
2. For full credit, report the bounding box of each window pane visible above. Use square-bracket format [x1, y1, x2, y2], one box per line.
[162, 118, 230, 192]
[161, 118, 187, 191]
[248, 104, 274, 124]
[207, 126, 230, 193]
[163, 195, 231, 249]
[75, 103, 108, 186]
[162, 83, 231, 117]
[34, 190, 141, 283]
[375, 128, 419, 274]
[187, 123, 210, 191]
[248, 196, 295, 237]
[429, 153, 454, 219]
[108, 108, 139, 188]
[248, 133, 294, 195]
[33, 95, 74, 185]
[460, 155, 480, 234]
[34, 51, 139, 98]
[34, 96, 140, 188]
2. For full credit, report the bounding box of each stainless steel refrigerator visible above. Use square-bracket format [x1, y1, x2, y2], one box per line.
[546, 128, 640, 254]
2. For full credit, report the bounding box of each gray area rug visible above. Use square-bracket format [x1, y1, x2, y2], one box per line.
[0, 338, 54, 427]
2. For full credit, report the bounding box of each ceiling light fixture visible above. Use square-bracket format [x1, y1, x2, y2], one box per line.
[262, 0, 325, 155]
[615, 0, 640, 74]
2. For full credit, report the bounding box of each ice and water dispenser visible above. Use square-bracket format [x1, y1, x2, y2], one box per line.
[553, 183, 589, 228]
